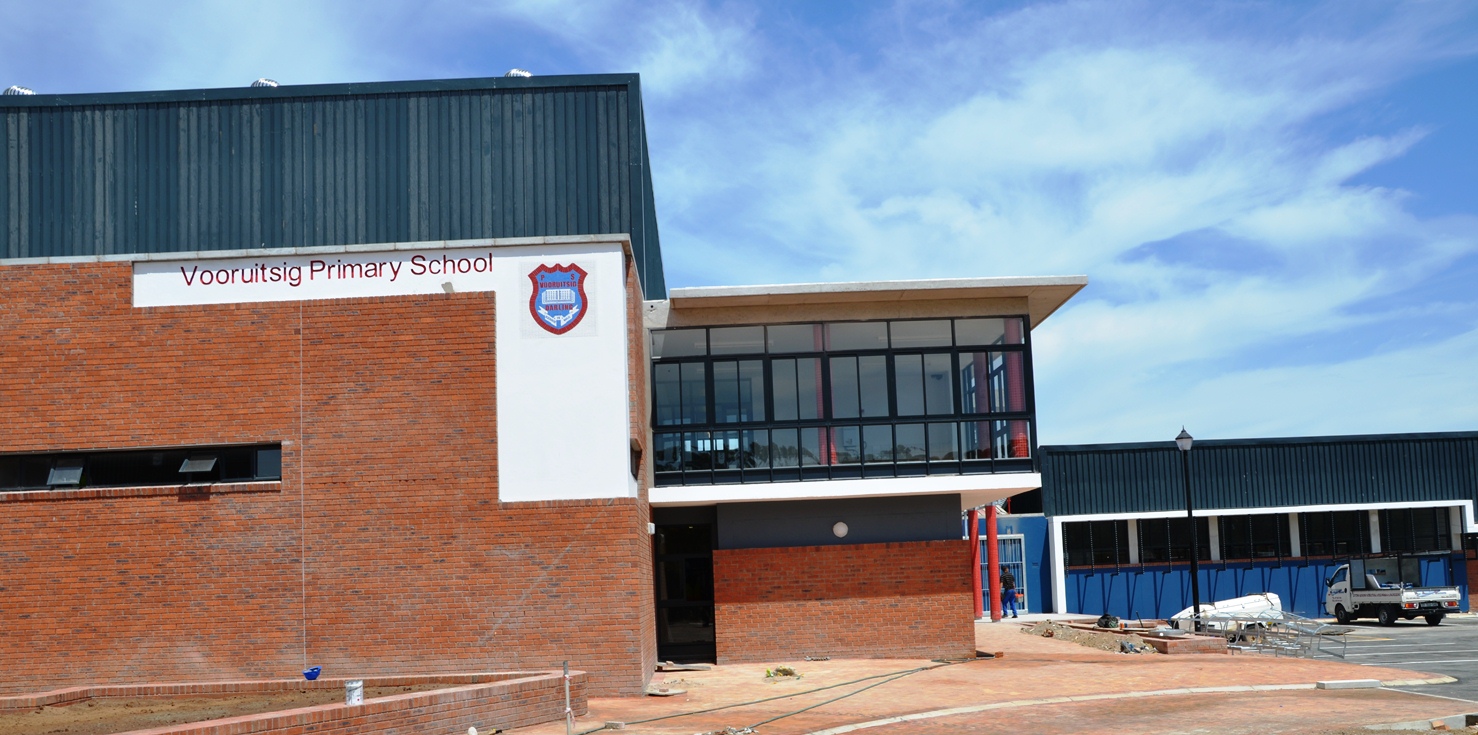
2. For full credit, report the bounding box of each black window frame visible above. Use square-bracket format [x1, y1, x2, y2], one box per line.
[1064, 519, 1130, 569]
[1380, 507, 1452, 554]
[649, 318, 1036, 486]
[0, 444, 284, 493]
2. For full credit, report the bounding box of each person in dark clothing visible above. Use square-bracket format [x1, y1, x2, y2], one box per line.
[1001, 568, 1019, 618]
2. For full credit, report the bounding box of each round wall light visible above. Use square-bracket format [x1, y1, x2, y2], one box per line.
[832, 522, 849, 538]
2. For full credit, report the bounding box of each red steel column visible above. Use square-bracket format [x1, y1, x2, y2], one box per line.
[986, 504, 1002, 622]
[968, 508, 983, 620]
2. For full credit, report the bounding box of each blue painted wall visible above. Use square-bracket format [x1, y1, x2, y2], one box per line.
[976, 514, 1054, 614]
[1064, 554, 1466, 620]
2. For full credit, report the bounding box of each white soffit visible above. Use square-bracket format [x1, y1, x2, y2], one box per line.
[667, 276, 1089, 328]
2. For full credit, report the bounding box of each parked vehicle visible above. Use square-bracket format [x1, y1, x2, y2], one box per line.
[1324, 555, 1460, 626]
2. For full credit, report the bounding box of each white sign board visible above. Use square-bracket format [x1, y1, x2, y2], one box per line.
[133, 249, 509, 306]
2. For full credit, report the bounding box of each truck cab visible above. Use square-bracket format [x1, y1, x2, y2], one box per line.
[1325, 555, 1460, 626]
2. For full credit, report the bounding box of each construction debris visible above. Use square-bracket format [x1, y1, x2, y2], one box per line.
[1023, 620, 1157, 654]
[643, 684, 686, 697]
[764, 665, 801, 681]
[655, 661, 713, 672]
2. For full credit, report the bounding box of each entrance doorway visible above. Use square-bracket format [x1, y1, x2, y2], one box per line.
[652, 507, 716, 663]
[981, 534, 1029, 614]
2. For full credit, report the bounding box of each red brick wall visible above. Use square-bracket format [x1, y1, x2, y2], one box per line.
[711, 540, 977, 663]
[0, 261, 653, 697]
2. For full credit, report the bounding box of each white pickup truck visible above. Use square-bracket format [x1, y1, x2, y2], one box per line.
[1324, 557, 1461, 626]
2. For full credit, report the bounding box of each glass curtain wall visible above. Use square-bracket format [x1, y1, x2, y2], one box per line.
[650, 318, 1035, 486]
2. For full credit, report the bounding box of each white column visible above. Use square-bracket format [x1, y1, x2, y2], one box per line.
[1368, 510, 1383, 554]
[1126, 519, 1140, 564]
[1050, 517, 1068, 615]
[1288, 513, 1302, 558]
[1207, 516, 1222, 562]
[1452, 506, 1465, 552]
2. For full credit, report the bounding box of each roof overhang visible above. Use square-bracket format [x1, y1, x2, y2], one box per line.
[667, 275, 1088, 328]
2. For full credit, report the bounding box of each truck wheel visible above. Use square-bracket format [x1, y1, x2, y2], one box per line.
[1426, 614, 1444, 626]
[1335, 604, 1351, 625]
[1377, 606, 1398, 626]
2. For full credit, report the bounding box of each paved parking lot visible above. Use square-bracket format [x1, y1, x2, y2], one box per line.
[1315, 613, 1478, 702]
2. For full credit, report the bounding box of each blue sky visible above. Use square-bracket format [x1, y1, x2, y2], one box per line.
[4, 1, 1476, 446]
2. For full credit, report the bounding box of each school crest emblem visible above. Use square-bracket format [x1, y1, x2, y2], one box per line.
[528, 263, 589, 334]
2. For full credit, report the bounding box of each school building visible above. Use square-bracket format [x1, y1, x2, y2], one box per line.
[0, 73, 1085, 696]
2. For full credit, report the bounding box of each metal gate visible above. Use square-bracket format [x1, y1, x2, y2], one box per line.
[982, 534, 1029, 614]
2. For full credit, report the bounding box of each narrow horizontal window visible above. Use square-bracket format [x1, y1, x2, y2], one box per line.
[0, 444, 284, 493]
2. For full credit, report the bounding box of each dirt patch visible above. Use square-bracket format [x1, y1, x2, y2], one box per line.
[0, 685, 448, 735]
[1023, 620, 1157, 654]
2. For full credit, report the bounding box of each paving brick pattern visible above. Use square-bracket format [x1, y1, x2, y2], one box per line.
[512, 621, 1472, 735]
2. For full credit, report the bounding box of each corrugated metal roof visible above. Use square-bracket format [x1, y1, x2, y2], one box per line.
[0, 74, 665, 297]
[1041, 431, 1478, 516]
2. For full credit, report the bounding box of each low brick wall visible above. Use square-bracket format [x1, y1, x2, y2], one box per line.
[0, 672, 584, 735]
[712, 540, 976, 663]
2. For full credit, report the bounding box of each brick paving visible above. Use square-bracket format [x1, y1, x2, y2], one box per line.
[509, 620, 1473, 735]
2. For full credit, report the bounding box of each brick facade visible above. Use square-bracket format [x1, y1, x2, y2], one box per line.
[0, 260, 655, 697]
[711, 540, 977, 663]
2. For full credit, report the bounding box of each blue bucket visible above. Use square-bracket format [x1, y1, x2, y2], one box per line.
[303, 666, 322, 681]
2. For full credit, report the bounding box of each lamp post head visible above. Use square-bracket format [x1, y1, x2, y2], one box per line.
[1175, 427, 1194, 453]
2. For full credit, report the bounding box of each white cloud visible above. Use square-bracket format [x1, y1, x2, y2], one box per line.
[647, 1, 1478, 442]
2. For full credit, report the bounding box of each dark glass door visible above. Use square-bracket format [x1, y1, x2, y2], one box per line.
[653, 515, 716, 663]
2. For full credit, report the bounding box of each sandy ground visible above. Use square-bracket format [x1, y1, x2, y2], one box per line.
[507, 621, 1474, 735]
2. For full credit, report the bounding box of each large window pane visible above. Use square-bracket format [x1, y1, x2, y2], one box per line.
[709, 326, 765, 355]
[895, 355, 924, 415]
[772, 358, 822, 421]
[961, 420, 991, 459]
[927, 422, 957, 461]
[1330, 510, 1369, 555]
[1167, 517, 1212, 562]
[890, 320, 952, 348]
[682, 432, 713, 471]
[830, 357, 861, 419]
[895, 423, 926, 462]
[833, 426, 861, 465]
[863, 425, 893, 463]
[767, 324, 823, 353]
[654, 363, 682, 426]
[1001, 352, 1027, 412]
[680, 363, 708, 425]
[827, 322, 888, 351]
[654, 433, 682, 473]
[961, 351, 1022, 414]
[1066, 520, 1130, 567]
[800, 427, 825, 466]
[740, 429, 769, 468]
[858, 355, 889, 417]
[770, 429, 800, 467]
[957, 317, 1025, 345]
[712, 430, 742, 470]
[652, 329, 706, 358]
[994, 420, 1031, 458]
[714, 360, 765, 423]
[923, 353, 953, 414]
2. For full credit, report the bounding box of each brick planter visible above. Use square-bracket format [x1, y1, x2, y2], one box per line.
[0, 671, 584, 734]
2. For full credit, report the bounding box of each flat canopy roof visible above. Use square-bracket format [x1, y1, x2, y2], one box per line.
[668, 275, 1089, 328]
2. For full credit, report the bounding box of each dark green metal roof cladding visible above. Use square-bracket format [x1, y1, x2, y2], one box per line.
[1040, 432, 1478, 517]
[0, 74, 666, 297]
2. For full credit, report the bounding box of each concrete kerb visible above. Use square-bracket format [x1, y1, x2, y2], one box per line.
[797, 679, 1461, 735]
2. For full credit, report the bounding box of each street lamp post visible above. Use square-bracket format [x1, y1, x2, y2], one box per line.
[1176, 427, 1202, 631]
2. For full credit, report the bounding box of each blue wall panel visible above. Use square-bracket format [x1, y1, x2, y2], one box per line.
[995, 514, 1052, 613]
[1066, 555, 1468, 619]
